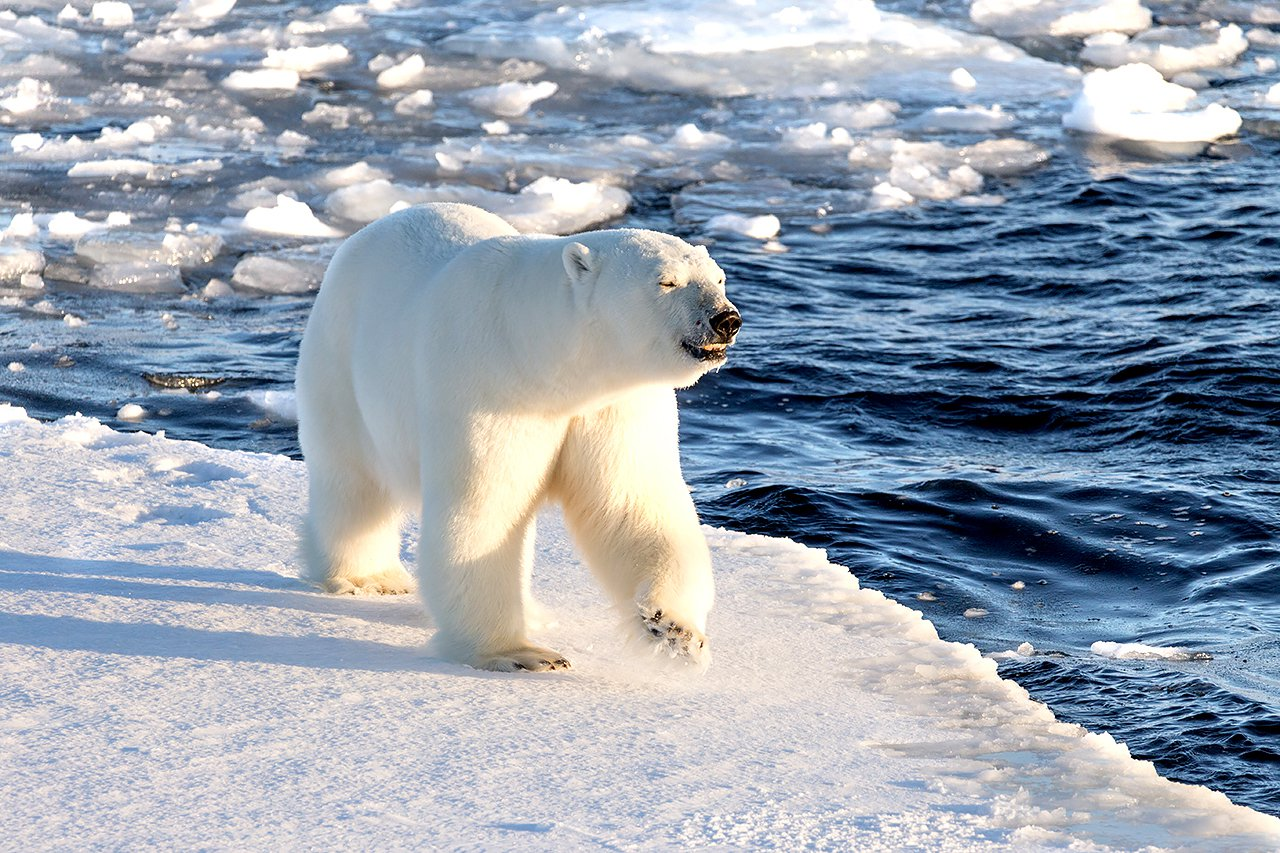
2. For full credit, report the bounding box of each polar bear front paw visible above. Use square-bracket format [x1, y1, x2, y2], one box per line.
[476, 646, 572, 673]
[639, 605, 707, 662]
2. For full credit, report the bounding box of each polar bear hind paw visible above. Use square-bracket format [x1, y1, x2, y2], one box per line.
[322, 565, 416, 595]
[639, 606, 707, 662]
[477, 646, 572, 673]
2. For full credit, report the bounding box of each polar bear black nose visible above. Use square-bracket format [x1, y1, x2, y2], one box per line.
[711, 308, 741, 340]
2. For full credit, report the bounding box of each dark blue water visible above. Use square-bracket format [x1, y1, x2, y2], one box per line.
[680, 149, 1280, 815]
[1, 0, 1278, 820]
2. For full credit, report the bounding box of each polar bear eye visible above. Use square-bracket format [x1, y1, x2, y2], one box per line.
[659, 279, 679, 290]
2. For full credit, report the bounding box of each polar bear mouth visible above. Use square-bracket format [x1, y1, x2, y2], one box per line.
[681, 340, 730, 362]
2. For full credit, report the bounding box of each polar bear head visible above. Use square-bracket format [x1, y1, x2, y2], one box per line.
[562, 230, 740, 388]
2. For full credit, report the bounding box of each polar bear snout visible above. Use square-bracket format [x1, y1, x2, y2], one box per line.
[710, 308, 741, 341]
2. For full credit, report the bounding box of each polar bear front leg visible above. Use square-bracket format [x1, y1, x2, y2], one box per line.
[551, 387, 714, 665]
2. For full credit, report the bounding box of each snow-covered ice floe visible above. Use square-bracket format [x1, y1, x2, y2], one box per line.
[443, 0, 1079, 103]
[970, 0, 1152, 38]
[0, 404, 1277, 849]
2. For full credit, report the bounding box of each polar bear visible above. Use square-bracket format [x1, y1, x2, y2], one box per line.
[295, 202, 740, 672]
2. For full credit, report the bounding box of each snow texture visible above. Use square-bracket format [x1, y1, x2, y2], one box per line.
[0, 405, 1277, 849]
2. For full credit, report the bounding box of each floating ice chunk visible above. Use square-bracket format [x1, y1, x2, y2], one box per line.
[780, 122, 854, 150]
[301, 102, 371, 129]
[12, 133, 44, 153]
[950, 68, 977, 90]
[231, 252, 328, 294]
[47, 212, 110, 239]
[393, 89, 435, 117]
[1250, 26, 1280, 46]
[482, 119, 510, 135]
[116, 403, 146, 421]
[276, 130, 313, 150]
[853, 136, 1046, 194]
[223, 69, 300, 92]
[7, 362, 24, 372]
[1, 78, 51, 115]
[917, 105, 1016, 132]
[57, 4, 82, 22]
[63, 313, 86, 328]
[989, 641, 1037, 659]
[870, 182, 914, 208]
[1062, 63, 1242, 142]
[971, 0, 1150, 37]
[67, 159, 154, 178]
[670, 123, 732, 149]
[287, 3, 365, 34]
[1268, 82, 1280, 104]
[167, 0, 236, 27]
[890, 158, 983, 201]
[464, 80, 558, 117]
[819, 99, 899, 129]
[90, 263, 185, 294]
[376, 55, 429, 89]
[241, 195, 342, 238]
[1080, 24, 1249, 76]
[326, 177, 630, 235]
[263, 44, 350, 73]
[91, 1, 134, 27]
[1090, 641, 1212, 661]
[246, 390, 298, 421]
[434, 151, 463, 172]
[0, 247, 45, 282]
[963, 607, 990, 618]
[3, 213, 38, 240]
[76, 229, 222, 269]
[705, 213, 781, 240]
[202, 278, 234, 298]
[321, 161, 391, 188]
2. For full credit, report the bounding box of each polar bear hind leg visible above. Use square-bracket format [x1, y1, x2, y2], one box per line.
[301, 451, 414, 595]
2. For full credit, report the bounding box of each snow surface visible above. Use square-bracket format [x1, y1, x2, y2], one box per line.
[1, 404, 1278, 849]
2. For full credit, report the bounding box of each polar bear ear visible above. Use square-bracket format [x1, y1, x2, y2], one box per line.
[562, 242, 594, 285]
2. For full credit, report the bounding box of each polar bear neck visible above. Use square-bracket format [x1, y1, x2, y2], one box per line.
[416, 233, 655, 416]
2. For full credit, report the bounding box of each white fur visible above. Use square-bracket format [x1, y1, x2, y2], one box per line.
[295, 202, 738, 672]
